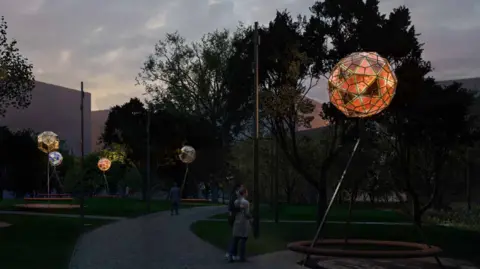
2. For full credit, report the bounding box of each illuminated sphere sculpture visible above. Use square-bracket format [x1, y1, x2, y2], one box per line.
[328, 52, 397, 118]
[97, 158, 112, 172]
[48, 151, 63, 166]
[179, 145, 196, 164]
[37, 131, 60, 153]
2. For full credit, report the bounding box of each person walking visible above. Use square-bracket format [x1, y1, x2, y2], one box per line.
[168, 182, 180, 216]
[227, 187, 251, 262]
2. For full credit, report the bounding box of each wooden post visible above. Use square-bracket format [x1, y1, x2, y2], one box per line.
[252, 21, 260, 238]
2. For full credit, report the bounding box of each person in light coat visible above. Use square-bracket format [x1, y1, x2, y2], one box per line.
[227, 187, 251, 262]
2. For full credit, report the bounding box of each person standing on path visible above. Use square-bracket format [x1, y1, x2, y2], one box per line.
[168, 182, 180, 215]
[227, 184, 242, 225]
[227, 187, 251, 263]
[225, 183, 242, 259]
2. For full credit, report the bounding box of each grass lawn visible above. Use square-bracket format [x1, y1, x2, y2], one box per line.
[0, 214, 111, 269]
[0, 198, 218, 217]
[191, 220, 480, 265]
[210, 203, 410, 223]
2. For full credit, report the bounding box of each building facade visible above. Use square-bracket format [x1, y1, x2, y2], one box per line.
[0, 81, 92, 156]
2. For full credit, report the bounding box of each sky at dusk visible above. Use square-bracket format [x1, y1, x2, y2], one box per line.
[1, 0, 479, 110]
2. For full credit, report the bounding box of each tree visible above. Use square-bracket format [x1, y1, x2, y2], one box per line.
[137, 29, 252, 146]
[383, 82, 477, 224]
[231, 11, 342, 222]
[0, 16, 35, 117]
[0, 126, 12, 199]
[3, 129, 45, 195]
[101, 98, 219, 198]
[304, 0, 479, 225]
[137, 29, 258, 190]
[303, 0, 430, 224]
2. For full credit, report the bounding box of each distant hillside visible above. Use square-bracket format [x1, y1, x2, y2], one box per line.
[438, 77, 480, 91]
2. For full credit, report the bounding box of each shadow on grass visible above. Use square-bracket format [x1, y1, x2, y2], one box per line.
[0, 214, 110, 269]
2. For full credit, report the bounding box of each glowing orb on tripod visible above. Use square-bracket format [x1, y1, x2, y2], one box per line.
[37, 131, 60, 153]
[97, 158, 111, 172]
[48, 151, 63, 166]
[179, 145, 196, 164]
[328, 51, 397, 118]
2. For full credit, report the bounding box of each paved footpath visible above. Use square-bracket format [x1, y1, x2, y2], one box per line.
[69, 206, 304, 269]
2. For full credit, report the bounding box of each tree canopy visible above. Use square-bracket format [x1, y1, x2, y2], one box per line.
[0, 16, 35, 117]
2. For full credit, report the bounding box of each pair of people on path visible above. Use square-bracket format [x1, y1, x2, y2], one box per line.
[226, 184, 251, 263]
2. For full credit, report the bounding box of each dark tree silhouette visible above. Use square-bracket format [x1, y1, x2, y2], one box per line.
[0, 16, 35, 117]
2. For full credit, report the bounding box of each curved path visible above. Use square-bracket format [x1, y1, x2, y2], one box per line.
[69, 206, 302, 269]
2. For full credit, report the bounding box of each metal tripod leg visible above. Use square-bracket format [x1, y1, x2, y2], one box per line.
[180, 164, 189, 198]
[302, 138, 361, 266]
[103, 173, 109, 194]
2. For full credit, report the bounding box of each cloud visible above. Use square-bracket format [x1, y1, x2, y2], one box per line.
[58, 50, 71, 65]
[145, 11, 167, 30]
[0, 0, 478, 109]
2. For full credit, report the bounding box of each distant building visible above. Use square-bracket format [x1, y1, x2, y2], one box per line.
[0, 81, 92, 156]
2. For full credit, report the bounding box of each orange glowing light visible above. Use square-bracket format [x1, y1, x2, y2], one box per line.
[97, 158, 112, 172]
[328, 52, 397, 118]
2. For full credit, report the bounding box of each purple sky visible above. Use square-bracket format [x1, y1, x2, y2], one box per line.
[1, 0, 479, 110]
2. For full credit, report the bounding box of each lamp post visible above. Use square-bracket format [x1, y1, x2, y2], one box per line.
[146, 104, 151, 213]
[133, 105, 152, 212]
[274, 137, 279, 223]
[252, 21, 260, 238]
[79, 81, 85, 222]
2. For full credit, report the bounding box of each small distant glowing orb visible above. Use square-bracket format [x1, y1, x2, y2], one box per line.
[328, 52, 398, 118]
[48, 151, 63, 166]
[37, 131, 60, 153]
[179, 145, 196, 164]
[97, 158, 112, 172]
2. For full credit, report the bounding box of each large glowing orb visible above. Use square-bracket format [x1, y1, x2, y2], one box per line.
[328, 52, 397, 118]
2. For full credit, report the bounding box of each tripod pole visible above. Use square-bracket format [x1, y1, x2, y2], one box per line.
[303, 137, 361, 265]
[103, 172, 109, 194]
[53, 167, 64, 190]
[47, 154, 50, 199]
[180, 164, 189, 198]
